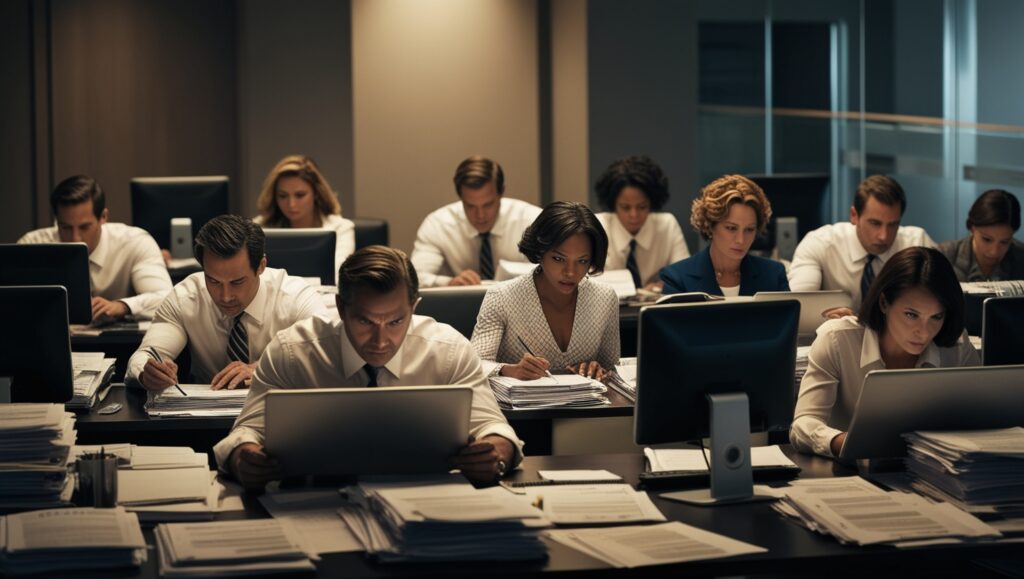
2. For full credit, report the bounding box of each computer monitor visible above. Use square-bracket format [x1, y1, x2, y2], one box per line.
[754, 290, 851, 342]
[417, 286, 489, 339]
[131, 176, 229, 250]
[0, 243, 92, 324]
[982, 296, 1024, 365]
[0, 286, 74, 403]
[635, 300, 799, 505]
[747, 173, 830, 251]
[263, 229, 336, 285]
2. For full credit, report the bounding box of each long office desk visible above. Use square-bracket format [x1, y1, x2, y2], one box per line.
[76, 386, 636, 457]
[52, 450, 1021, 578]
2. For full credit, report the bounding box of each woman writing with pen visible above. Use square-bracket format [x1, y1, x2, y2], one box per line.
[470, 202, 620, 380]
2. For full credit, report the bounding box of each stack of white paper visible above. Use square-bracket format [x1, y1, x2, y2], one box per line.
[794, 345, 811, 392]
[904, 428, 1024, 532]
[340, 478, 549, 562]
[0, 404, 76, 512]
[606, 358, 637, 402]
[961, 280, 1024, 296]
[644, 445, 798, 474]
[590, 269, 638, 300]
[0, 507, 146, 574]
[145, 384, 249, 418]
[545, 521, 767, 568]
[522, 484, 666, 525]
[259, 489, 364, 558]
[155, 519, 315, 576]
[770, 476, 1001, 545]
[489, 374, 609, 410]
[68, 352, 116, 409]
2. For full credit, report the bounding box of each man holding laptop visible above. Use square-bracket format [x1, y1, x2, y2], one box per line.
[214, 246, 522, 489]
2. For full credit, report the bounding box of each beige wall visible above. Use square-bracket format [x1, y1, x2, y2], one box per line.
[352, 0, 541, 253]
[550, 0, 589, 204]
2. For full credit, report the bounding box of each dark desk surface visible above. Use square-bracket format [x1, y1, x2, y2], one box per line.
[61, 450, 1020, 579]
[76, 386, 636, 456]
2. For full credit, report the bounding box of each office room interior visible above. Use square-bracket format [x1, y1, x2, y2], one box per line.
[2, 0, 1024, 576]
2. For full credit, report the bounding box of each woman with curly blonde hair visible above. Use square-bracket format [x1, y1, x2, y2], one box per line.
[658, 174, 788, 296]
[254, 155, 355, 282]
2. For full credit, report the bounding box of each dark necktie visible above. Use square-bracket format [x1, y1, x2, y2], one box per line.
[479, 232, 495, 280]
[860, 254, 877, 300]
[626, 239, 642, 288]
[227, 314, 249, 363]
[364, 364, 378, 387]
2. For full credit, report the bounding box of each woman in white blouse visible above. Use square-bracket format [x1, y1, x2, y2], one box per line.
[254, 155, 356, 280]
[791, 247, 980, 458]
[594, 156, 689, 291]
[471, 201, 620, 380]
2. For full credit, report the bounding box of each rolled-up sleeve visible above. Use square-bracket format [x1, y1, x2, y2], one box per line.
[126, 291, 188, 387]
[787, 231, 826, 291]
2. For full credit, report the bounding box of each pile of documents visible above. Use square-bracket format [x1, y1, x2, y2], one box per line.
[71, 444, 244, 522]
[339, 477, 549, 562]
[145, 383, 249, 418]
[794, 345, 811, 392]
[155, 519, 315, 576]
[0, 507, 146, 574]
[644, 445, 799, 475]
[489, 374, 609, 410]
[68, 352, 116, 409]
[545, 521, 766, 568]
[770, 476, 1001, 546]
[961, 280, 1024, 296]
[904, 428, 1024, 533]
[606, 358, 637, 402]
[260, 489, 364, 558]
[0, 404, 75, 512]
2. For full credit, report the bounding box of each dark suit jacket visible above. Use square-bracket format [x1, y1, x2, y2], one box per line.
[658, 247, 790, 296]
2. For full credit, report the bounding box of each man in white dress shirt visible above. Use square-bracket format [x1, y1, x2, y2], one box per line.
[411, 156, 541, 287]
[126, 215, 326, 391]
[787, 175, 935, 313]
[18, 175, 172, 322]
[216, 245, 521, 489]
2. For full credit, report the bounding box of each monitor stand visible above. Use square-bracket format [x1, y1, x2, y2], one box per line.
[0, 377, 10, 403]
[660, 393, 777, 506]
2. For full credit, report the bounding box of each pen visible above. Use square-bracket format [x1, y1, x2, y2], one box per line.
[148, 347, 187, 396]
[516, 336, 553, 377]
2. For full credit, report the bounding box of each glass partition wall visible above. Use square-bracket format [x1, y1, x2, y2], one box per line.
[696, 0, 1024, 245]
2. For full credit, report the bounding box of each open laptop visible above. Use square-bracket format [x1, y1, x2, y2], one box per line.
[839, 365, 1024, 460]
[753, 290, 851, 345]
[265, 386, 472, 476]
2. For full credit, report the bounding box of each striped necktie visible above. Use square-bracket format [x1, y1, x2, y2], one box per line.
[227, 314, 249, 364]
[860, 254, 877, 301]
[479, 232, 495, 280]
[626, 239, 642, 288]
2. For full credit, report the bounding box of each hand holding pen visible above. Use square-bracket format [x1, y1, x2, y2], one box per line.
[499, 336, 553, 381]
[140, 347, 187, 396]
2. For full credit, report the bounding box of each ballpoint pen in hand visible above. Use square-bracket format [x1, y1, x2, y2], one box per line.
[147, 347, 187, 396]
[515, 336, 553, 377]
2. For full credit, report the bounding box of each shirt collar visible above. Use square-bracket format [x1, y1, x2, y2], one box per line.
[860, 323, 942, 369]
[89, 226, 108, 269]
[609, 214, 653, 252]
[846, 223, 902, 265]
[339, 320, 406, 381]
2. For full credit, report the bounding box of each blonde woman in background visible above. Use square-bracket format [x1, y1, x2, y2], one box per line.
[255, 155, 355, 281]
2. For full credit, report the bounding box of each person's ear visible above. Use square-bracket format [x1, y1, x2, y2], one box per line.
[256, 256, 267, 276]
[99, 208, 110, 225]
[411, 296, 421, 314]
[879, 293, 889, 314]
[849, 206, 858, 224]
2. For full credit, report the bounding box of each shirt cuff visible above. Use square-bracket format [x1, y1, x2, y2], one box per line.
[813, 424, 844, 458]
[474, 423, 524, 469]
[213, 426, 263, 473]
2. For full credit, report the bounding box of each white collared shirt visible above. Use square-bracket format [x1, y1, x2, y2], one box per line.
[471, 268, 620, 376]
[18, 223, 173, 319]
[213, 314, 523, 470]
[596, 212, 690, 286]
[254, 213, 355, 284]
[790, 316, 980, 457]
[787, 222, 935, 308]
[411, 198, 542, 287]
[125, 267, 327, 385]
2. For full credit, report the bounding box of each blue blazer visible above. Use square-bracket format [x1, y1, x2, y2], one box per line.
[658, 247, 790, 296]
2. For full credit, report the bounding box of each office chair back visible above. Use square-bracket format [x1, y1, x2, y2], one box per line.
[353, 218, 389, 249]
[417, 286, 489, 339]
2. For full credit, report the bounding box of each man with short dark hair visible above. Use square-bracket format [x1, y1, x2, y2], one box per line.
[215, 245, 522, 489]
[126, 215, 326, 391]
[788, 175, 936, 310]
[18, 175, 172, 322]
[411, 156, 541, 287]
